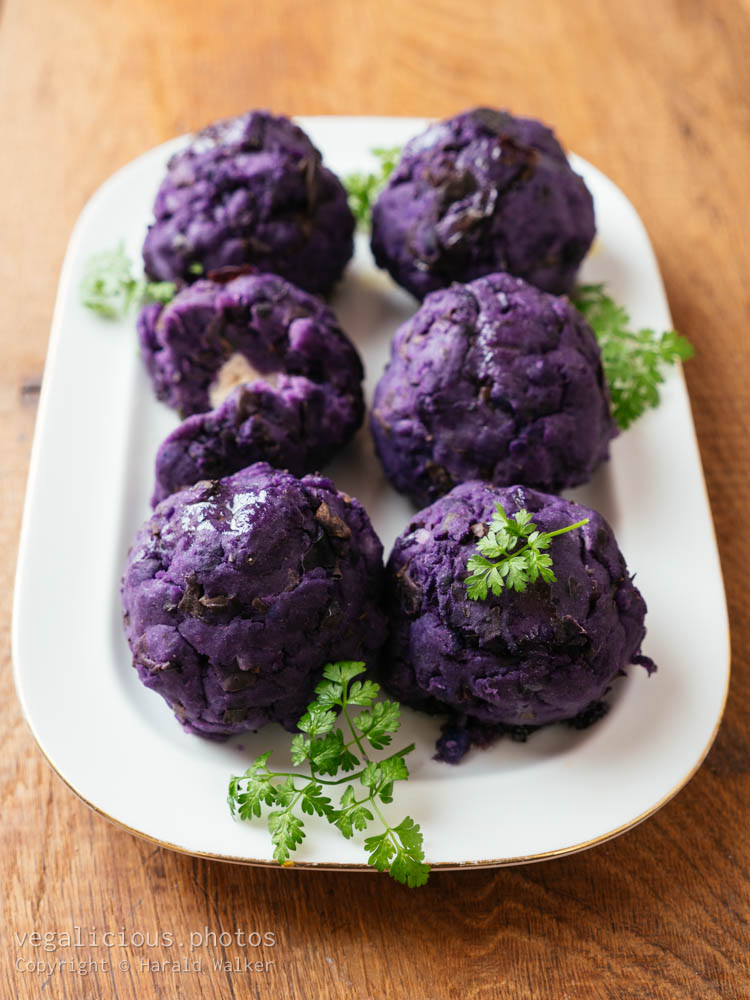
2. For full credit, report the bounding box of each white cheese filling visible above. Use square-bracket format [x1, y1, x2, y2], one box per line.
[209, 353, 278, 407]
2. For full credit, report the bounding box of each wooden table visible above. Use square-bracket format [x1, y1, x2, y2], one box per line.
[2, 1, 748, 997]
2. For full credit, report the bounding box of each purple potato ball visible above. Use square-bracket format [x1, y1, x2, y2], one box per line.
[139, 273, 363, 417]
[371, 108, 595, 298]
[150, 377, 357, 507]
[140, 273, 364, 503]
[382, 482, 655, 761]
[142, 111, 354, 294]
[371, 272, 616, 506]
[121, 463, 387, 738]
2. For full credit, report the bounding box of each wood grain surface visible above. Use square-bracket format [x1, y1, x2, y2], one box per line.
[2, 1, 749, 997]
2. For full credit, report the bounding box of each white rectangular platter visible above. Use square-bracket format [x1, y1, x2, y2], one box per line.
[12, 117, 729, 869]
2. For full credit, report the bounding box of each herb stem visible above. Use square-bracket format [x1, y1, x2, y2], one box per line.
[543, 518, 590, 539]
[342, 704, 368, 760]
[371, 798, 403, 857]
[260, 768, 365, 787]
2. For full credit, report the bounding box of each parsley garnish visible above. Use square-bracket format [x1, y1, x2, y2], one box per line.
[343, 146, 401, 229]
[80, 242, 176, 318]
[228, 661, 430, 887]
[572, 283, 694, 430]
[466, 504, 589, 601]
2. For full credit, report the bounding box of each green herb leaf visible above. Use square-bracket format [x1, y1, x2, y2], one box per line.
[80, 243, 143, 318]
[466, 503, 588, 600]
[322, 660, 367, 686]
[297, 702, 338, 737]
[227, 660, 429, 886]
[227, 752, 278, 820]
[298, 782, 333, 818]
[80, 242, 176, 318]
[309, 729, 358, 776]
[332, 785, 375, 838]
[360, 760, 381, 790]
[289, 733, 311, 766]
[364, 829, 395, 871]
[142, 279, 177, 305]
[379, 753, 410, 785]
[345, 679, 380, 707]
[364, 817, 430, 888]
[354, 700, 401, 749]
[343, 146, 401, 229]
[312, 677, 344, 709]
[268, 808, 305, 863]
[389, 818, 430, 888]
[273, 775, 300, 809]
[572, 283, 694, 429]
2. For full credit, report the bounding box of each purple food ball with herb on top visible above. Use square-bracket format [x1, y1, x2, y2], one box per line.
[371, 107, 595, 299]
[370, 271, 616, 507]
[139, 272, 364, 503]
[383, 482, 655, 762]
[142, 110, 354, 294]
[121, 463, 387, 739]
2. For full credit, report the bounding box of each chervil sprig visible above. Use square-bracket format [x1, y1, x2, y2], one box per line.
[343, 146, 401, 229]
[80, 242, 178, 318]
[572, 283, 693, 430]
[228, 661, 430, 887]
[466, 504, 589, 600]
